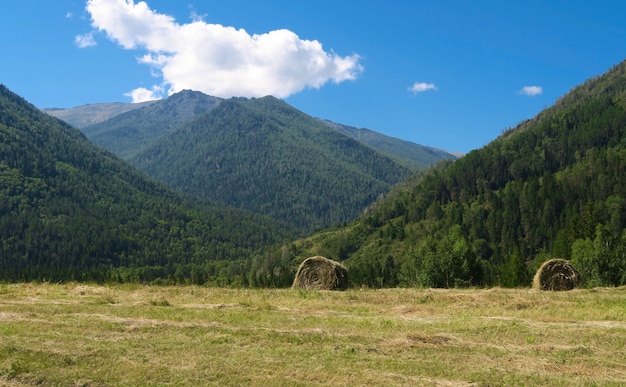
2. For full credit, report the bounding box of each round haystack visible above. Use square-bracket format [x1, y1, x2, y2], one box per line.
[532, 258, 580, 291]
[292, 256, 348, 291]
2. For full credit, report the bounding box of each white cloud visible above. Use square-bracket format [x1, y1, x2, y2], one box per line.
[519, 85, 543, 96]
[188, 4, 207, 23]
[83, 0, 363, 102]
[74, 32, 97, 48]
[124, 85, 163, 103]
[409, 82, 437, 94]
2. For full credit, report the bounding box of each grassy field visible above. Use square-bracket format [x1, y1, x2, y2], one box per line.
[0, 283, 624, 386]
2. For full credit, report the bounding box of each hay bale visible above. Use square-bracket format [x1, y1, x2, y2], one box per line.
[532, 258, 580, 291]
[292, 256, 348, 291]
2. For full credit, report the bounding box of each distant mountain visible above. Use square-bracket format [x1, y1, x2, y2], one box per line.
[79, 90, 222, 159]
[0, 84, 292, 284]
[60, 91, 455, 170]
[70, 91, 452, 233]
[290, 60, 626, 289]
[129, 96, 416, 233]
[43, 100, 156, 128]
[318, 119, 457, 170]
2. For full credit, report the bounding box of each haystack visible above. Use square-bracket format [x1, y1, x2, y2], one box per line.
[532, 258, 580, 291]
[292, 256, 348, 291]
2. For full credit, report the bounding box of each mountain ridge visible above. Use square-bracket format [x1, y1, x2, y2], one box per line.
[129, 95, 417, 233]
[79, 90, 222, 159]
[44, 91, 459, 160]
[318, 118, 459, 169]
[42, 100, 157, 128]
[60, 91, 454, 233]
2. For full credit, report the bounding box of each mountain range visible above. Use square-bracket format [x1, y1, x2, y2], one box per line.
[47, 91, 455, 233]
[4, 59, 626, 288]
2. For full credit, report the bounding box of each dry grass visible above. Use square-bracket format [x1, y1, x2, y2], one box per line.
[0, 283, 625, 386]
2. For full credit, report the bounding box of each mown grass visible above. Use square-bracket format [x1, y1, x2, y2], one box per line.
[0, 283, 624, 386]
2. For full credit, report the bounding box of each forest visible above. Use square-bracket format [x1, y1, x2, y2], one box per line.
[66, 91, 456, 235]
[0, 84, 293, 284]
[127, 96, 416, 233]
[2, 60, 626, 288]
[291, 61, 626, 288]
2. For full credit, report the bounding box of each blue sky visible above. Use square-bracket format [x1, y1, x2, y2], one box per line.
[1, 1, 625, 154]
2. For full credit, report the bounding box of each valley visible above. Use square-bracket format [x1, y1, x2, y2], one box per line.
[2, 60, 626, 288]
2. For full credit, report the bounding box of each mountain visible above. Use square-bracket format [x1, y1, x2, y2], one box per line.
[129, 96, 416, 233]
[43, 100, 156, 129]
[50, 91, 456, 170]
[79, 90, 222, 159]
[287, 60, 626, 288]
[0, 84, 293, 284]
[318, 119, 457, 170]
[69, 91, 452, 233]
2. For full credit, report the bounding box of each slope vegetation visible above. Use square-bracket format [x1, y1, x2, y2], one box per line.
[80, 90, 221, 159]
[0, 84, 292, 283]
[320, 119, 457, 170]
[289, 60, 626, 288]
[67, 92, 453, 233]
[129, 96, 416, 233]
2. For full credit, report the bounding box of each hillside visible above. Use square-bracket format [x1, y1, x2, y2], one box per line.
[80, 90, 222, 159]
[55, 92, 453, 233]
[129, 96, 415, 233]
[287, 60, 626, 288]
[43, 100, 156, 128]
[319, 119, 457, 170]
[52, 92, 455, 172]
[0, 84, 293, 284]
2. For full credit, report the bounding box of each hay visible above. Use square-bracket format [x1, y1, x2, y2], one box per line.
[292, 256, 348, 291]
[532, 258, 580, 291]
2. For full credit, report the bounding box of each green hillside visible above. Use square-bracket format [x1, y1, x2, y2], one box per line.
[0, 84, 292, 284]
[129, 96, 415, 233]
[319, 119, 457, 170]
[286, 60, 626, 288]
[80, 90, 221, 159]
[66, 91, 453, 233]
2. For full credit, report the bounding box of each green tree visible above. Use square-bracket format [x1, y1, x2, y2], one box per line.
[401, 225, 482, 287]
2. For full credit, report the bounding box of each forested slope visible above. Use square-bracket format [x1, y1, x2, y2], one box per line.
[320, 119, 457, 170]
[130, 96, 415, 233]
[286, 60, 626, 288]
[80, 90, 221, 159]
[0, 84, 292, 283]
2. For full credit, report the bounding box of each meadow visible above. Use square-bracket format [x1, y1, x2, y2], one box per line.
[0, 283, 624, 386]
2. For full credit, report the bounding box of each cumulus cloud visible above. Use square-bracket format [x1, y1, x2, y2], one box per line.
[409, 82, 437, 94]
[74, 32, 97, 48]
[82, 0, 363, 102]
[519, 85, 543, 96]
[124, 85, 163, 103]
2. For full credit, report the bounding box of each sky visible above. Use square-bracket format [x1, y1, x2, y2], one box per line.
[1, 1, 625, 154]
